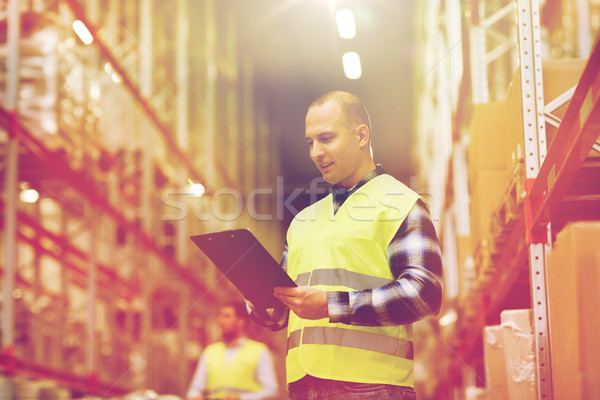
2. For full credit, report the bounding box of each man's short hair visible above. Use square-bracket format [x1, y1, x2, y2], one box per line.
[220, 301, 250, 324]
[308, 91, 372, 134]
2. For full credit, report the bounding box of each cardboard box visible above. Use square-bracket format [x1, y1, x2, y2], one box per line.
[468, 102, 510, 183]
[475, 238, 496, 287]
[500, 309, 537, 400]
[547, 221, 600, 400]
[504, 58, 587, 167]
[547, 227, 583, 399]
[483, 325, 510, 400]
[470, 169, 508, 246]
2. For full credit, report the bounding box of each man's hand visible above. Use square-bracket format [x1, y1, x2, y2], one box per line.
[274, 286, 328, 320]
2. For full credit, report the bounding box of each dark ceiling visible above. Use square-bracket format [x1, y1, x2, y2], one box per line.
[236, 0, 418, 189]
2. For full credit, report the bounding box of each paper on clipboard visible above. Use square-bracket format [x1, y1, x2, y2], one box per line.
[190, 229, 296, 308]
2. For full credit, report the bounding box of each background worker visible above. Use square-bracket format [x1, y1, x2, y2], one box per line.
[186, 302, 278, 400]
[250, 91, 443, 399]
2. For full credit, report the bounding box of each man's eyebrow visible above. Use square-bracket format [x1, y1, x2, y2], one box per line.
[306, 132, 334, 142]
[311, 132, 334, 138]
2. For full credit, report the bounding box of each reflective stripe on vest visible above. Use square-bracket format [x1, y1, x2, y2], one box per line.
[285, 174, 421, 387]
[294, 269, 394, 290]
[287, 327, 414, 360]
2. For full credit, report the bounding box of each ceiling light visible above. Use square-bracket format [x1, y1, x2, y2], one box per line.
[72, 20, 93, 45]
[20, 188, 40, 203]
[90, 84, 101, 101]
[336, 9, 356, 39]
[439, 309, 458, 327]
[342, 52, 362, 80]
[188, 179, 205, 197]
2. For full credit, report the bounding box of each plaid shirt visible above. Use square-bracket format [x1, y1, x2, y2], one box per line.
[249, 166, 443, 329]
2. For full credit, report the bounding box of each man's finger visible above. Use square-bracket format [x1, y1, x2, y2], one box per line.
[274, 293, 295, 305]
[274, 286, 295, 293]
[274, 287, 299, 298]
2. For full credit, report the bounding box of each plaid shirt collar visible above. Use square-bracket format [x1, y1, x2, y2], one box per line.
[331, 164, 386, 213]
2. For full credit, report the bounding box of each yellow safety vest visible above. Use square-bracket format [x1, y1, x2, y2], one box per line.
[286, 174, 420, 387]
[204, 339, 264, 398]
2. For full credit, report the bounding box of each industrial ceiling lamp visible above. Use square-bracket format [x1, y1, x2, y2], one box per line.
[342, 51, 362, 79]
[72, 20, 93, 45]
[336, 9, 356, 39]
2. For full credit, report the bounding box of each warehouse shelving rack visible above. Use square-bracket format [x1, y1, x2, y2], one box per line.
[1, 0, 282, 397]
[456, 0, 600, 398]
[61, 0, 237, 192]
[0, 1, 201, 395]
[415, 0, 600, 397]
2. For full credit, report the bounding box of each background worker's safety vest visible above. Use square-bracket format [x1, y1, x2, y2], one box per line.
[286, 174, 421, 387]
[204, 339, 264, 398]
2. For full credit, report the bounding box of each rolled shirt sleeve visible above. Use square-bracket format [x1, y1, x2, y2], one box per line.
[328, 200, 443, 326]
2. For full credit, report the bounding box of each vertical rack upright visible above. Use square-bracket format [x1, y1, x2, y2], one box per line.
[516, 0, 553, 397]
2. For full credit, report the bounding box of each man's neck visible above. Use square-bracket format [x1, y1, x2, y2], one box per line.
[223, 334, 246, 348]
[337, 161, 377, 190]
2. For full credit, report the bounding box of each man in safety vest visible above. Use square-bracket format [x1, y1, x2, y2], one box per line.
[186, 302, 278, 400]
[249, 91, 443, 399]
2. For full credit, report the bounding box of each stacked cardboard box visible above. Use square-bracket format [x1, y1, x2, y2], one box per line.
[547, 221, 600, 399]
[500, 309, 537, 399]
[468, 102, 511, 248]
[469, 59, 587, 241]
[483, 325, 509, 399]
[467, 59, 588, 293]
[503, 58, 587, 168]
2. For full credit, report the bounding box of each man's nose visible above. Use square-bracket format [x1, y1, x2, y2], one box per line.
[311, 142, 324, 159]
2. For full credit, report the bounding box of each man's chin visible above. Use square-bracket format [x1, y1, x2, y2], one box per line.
[320, 173, 337, 185]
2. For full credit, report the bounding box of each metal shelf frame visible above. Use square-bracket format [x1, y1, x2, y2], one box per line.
[0, 108, 209, 292]
[458, 0, 600, 398]
[469, 0, 518, 104]
[2, 1, 22, 398]
[526, 41, 600, 239]
[0, 0, 268, 396]
[0, 198, 139, 300]
[0, 347, 130, 397]
[516, 1, 554, 396]
[62, 0, 238, 191]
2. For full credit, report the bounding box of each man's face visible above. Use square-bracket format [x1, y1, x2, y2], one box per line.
[217, 306, 244, 340]
[305, 100, 362, 188]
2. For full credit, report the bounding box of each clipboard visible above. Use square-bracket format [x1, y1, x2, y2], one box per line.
[190, 229, 296, 308]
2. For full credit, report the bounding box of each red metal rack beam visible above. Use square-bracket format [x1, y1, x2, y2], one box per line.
[0, 200, 139, 300]
[15, 229, 136, 299]
[0, 347, 130, 397]
[0, 108, 214, 300]
[483, 214, 528, 321]
[460, 210, 531, 361]
[526, 39, 600, 242]
[64, 0, 240, 191]
[60, 0, 231, 189]
[0, 265, 44, 293]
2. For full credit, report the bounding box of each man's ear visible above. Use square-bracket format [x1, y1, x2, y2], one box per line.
[356, 124, 370, 148]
